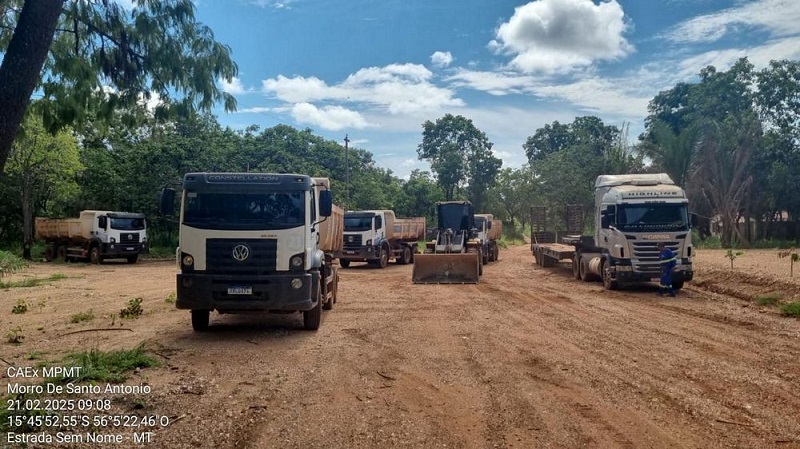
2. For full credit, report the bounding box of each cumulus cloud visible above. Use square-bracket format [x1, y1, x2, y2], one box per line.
[261, 63, 464, 114]
[430, 51, 454, 68]
[290, 103, 371, 131]
[491, 0, 632, 73]
[666, 0, 800, 44]
[220, 77, 247, 95]
[446, 70, 537, 96]
[236, 106, 273, 114]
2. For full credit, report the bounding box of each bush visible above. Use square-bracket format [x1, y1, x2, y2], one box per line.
[0, 250, 27, 278]
[780, 302, 800, 317]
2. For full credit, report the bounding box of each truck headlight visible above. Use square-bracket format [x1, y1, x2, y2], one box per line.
[110, 237, 116, 243]
[182, 254, 194, 267]
[291, 278, 303, 289]
[291, 255, 303, 268]
[366, 239, 372, 246]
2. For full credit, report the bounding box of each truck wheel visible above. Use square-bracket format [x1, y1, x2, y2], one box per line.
[89, 247, 102, 265]
[126, 254, 139, 264]
[322, 269, 333, 310]
[44, 245, 55, 262]
[478, 250, 484, 275]
[56, 245, 67, 262]
[191, 310, 210, 331]
[378, 246, 389, 268]
[340, 259, 351, 268]
[601, 260, 618, 290]
[482, 248, 489, 265]
[397, 246, 411, 265]
[572, 257, 581, 279]
[303, 295, 322, 330]
[673, 280, 684, 291]
[579, 258, 591, 282]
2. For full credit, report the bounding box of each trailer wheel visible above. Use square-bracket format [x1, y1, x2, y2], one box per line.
[601, 260, 618, 290]
[191, 310, 210, 331]
[89, 247, 102, 265]
[44, 245, 55, 262]
[340, 259, 350, 268]
[572, 257, 581, 279]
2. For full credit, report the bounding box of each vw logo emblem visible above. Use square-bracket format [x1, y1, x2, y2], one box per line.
[127, 235, 133, 240]
[347, 235, 354, 242]
[232, 244, 250, 262]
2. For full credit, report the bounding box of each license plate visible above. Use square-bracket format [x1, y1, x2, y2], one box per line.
[126, 247, 135, 251]
[345, 250, 356, 255]
[227, 286, 252, 295]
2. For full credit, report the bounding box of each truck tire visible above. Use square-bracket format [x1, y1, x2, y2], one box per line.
[494, 245, 500, 262]
[191, 310, 210, 331]
[45, 245, 55, 262]
[303, 294, 322, 330]
[482, 247, 489, 265]
[572, 257, 581, 279]
[378, 245, 389, 268]
[126, 254, 139, 264]
[322, 267, 333, 310]
[340, 259, 350, 268]
[601, 259, 618, 290]
[579, 257, 592, 282]
[673, 280, 684, 291]
[397, 246, 411, 265]
[89, 247, 102, 265]
[56, 245, 67, 262]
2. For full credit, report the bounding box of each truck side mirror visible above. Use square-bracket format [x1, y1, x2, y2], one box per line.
[160, 188, 176, 216]
[487, 221, 492, 229]
[98, 216, 107, 230]
[690, 212, 698, 228]
[319, 190, 332, 217]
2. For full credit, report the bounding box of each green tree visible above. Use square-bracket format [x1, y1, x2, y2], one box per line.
[0, 0, 238, 177]
[5, 114, 82, 259]
[397, 170, 444, 221]
[417, 114, 501, 209]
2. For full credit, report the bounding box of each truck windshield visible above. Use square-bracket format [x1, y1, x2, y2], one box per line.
[344, 216, 372, 232]
[183, 191, 305, 230]
[438, 204, 471, 231]
[110, 218, 145, 230]
[618, 204, 688, 232]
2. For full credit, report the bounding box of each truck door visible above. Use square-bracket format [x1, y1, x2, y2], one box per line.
[374, 214, 383, 242]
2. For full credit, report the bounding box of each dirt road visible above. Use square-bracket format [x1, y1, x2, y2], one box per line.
[3, 244, 800, 448]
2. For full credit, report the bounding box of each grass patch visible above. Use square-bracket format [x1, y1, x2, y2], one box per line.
[56, 345, 159, 384]
[70, 310, 95, 323]
[11, 299, 28, 314]
[0, 273, 69, 289]
[0, 250, 27, 277]
[165, 291, 177, 304]
[780, 302, 800, 317]
[145, 245, 176, 258]
[6, 326, 24, 344]
[120, 297, 143, 319]
[756, 292, 782, 306]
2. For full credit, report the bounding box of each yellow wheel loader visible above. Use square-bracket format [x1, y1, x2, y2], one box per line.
[412, 201, 483, 284]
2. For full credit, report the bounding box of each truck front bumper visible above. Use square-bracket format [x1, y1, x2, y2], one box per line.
[101, 242, 146, 256]
[611, 265, 694, 283]
[339, 246, 378, 261]
[176, 272, 320, 312]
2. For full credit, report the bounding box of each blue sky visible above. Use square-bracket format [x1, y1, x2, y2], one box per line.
[189, 0, 800, 178]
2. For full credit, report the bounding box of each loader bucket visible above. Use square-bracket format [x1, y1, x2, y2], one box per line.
[412, 253, 480, 284]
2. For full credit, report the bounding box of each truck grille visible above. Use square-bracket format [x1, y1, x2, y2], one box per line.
[632, 241, 679, 274]
[120, 233, 140, 243]
[343, 234, 362, 248]
[206, 239, 277, 275]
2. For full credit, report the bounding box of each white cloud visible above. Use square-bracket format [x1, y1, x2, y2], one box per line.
[290, 103, 371, 131]
[249, 0, 295, 9]
[236, 106, 273, 114]
[446, 70, 537, 96]
[430, 51, 454, 68]
[492, 0, 633, 73]
[666, 0, 800, 44]
[261, 63, 464, 115]
[220, 77, 248, 95]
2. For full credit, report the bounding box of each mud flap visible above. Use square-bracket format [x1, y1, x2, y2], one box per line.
[411, 253, 480, 284]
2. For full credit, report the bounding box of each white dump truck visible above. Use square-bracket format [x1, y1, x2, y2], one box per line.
[35, 210, 148, 264]
[161, 173, 343, 331]
[339, 210, 425, 268]
[531, 173, 694, 290]
[474, 213, 502, 264]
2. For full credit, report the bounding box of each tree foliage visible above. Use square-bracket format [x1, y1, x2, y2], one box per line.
[0, 0, 238, 176]
[417, 114, 502, 209]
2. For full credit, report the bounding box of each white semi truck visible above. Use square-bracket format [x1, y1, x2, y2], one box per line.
[339, 210, 425, 268]
[162, 173, 343, 331]
[474, 213, 502, 264]
[531, 173, 694, 290]
[35, 210, 147, 264]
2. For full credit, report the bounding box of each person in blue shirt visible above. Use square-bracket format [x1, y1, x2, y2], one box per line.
[657, 242, 677, 297]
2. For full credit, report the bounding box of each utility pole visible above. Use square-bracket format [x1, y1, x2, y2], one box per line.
[344, 134, 350, 211]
